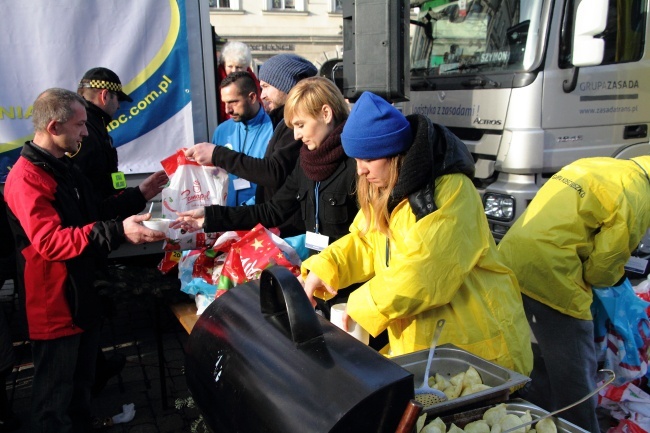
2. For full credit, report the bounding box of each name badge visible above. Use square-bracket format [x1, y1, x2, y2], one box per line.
[233, 178, 251, 191]
[111, 171, 127, 190]
[305, 231, 329, 251]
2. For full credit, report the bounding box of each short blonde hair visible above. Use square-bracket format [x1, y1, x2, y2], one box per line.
[284, 77, 349, 128]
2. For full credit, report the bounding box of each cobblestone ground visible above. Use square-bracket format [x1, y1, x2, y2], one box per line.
[2, 253, 211, 433]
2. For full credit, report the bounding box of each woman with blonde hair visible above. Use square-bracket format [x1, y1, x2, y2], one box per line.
[300, 91, 533, 375]
[174, 76, 357, 271]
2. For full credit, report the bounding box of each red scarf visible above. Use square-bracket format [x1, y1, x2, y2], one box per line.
[299, 121, 347, 182]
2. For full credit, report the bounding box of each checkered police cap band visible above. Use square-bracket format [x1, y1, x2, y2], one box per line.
[79, 79, 124, 93]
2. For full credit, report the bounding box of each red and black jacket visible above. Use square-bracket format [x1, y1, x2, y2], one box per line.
[5, 141, 126, 339]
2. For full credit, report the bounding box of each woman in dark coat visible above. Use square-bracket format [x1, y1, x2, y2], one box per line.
[174, 77, 363, 314]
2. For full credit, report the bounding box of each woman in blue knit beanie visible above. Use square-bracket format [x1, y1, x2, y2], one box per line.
[300, 91, 533, 378]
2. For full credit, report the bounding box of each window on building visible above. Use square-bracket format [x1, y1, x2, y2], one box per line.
[209, 0, 241, 9]
[331, 0, 342, 13]
[267, 0, 305, 11]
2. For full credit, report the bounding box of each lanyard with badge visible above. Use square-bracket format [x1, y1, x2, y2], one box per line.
[111, 172, 127, 189]
[305, 182, 330, 251]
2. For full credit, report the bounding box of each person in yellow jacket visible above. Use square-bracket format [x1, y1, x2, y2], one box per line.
[498, 156, 650, 432]
[300, 91, 533, 377]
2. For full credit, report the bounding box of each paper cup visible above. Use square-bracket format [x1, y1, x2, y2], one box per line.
[330, 303, 370, 345]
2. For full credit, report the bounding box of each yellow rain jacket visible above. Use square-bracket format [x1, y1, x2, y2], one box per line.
[499, 156, 650, 321]
[302, 172, 533, 376]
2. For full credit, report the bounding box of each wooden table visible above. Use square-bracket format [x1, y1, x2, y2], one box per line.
[170, 301, 199, 334]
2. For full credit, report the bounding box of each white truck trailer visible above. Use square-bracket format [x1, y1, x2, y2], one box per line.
[343, 0, 649, 240]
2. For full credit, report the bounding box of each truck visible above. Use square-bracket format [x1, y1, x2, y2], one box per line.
[0, 0, 218, 256]
[343, 0, 650, 240]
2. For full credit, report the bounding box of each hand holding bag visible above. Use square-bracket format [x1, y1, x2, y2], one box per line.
[160, 149, 228, 216]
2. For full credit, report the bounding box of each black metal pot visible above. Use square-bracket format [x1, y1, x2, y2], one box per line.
[185, 266, 414, 433]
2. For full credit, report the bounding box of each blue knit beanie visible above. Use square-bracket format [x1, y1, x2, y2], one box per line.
[342, 92, 412, 159]
[258, 54, 317, 94]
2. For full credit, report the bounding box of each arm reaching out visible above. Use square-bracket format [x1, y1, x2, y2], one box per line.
[185, 143, 216, 166]
[303, 271, 337, 308]
[170, 207, 206, 233]
[138, 170, 169, 201]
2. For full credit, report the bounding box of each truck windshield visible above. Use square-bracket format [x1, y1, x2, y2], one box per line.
[410, 0, 545, 76]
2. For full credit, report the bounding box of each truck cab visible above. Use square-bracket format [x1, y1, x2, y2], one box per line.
[403, 0, 649, 240]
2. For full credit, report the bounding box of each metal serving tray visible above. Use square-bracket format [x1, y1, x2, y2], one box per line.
[437, 399, 589, 433]
[391, 343, 530, 417]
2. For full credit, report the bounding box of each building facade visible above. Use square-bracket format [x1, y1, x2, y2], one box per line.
[208, 0, 344, 73]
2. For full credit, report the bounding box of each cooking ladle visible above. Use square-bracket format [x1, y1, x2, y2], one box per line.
[414, 318, 447, 406]
[501, 368, 616, 433]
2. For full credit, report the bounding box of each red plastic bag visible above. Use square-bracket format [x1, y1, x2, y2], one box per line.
[217, 224, 301, 291]
[608, 419, 648, 433]
[158, 250, 183, 274]
[600, 382, 650, 432]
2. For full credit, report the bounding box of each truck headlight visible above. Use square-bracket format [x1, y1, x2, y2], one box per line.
[483, 193, 515, 221]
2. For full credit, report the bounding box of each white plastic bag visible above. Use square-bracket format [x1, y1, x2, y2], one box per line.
[159, 149, 228, 251]
[160, 148, 228, 217]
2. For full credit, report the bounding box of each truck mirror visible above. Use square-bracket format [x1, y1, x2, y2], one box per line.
[342, 0, 410, 102]
[572, 0, 608, 66]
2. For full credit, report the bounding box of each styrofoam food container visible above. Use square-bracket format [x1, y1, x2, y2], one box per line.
[142, 218, 172, 232]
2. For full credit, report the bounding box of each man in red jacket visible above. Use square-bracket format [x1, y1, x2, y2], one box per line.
[4, 88, 165, 433]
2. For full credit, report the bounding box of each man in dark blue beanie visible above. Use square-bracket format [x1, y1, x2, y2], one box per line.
[258, 54, 318, 96]
[184, 53, 317, 237]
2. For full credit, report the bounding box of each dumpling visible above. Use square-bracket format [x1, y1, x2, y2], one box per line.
[444, 381, 463, 399]
[434, 373, 451, 391]
[498, 414, 525, 433]
[460, 383, 492, 396]
[483, 403, 507, 427]
[449, 371, 466, 386]
[462, 366, 483, 389]
[535, 418, 557, 433]
[416, 414, 427, 433]
[519, 410, 532, 432]
[448, 423, 464, 433]
[424, 417, 446, 433]
[464, 420, 490, 433]
[421, 423, 442, 433]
